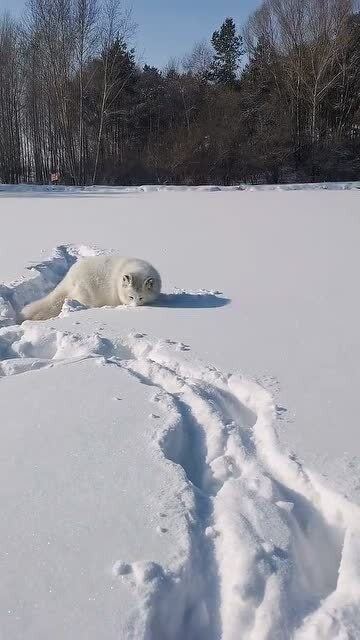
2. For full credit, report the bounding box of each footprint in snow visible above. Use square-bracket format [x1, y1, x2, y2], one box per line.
[112, 560, 165, 585]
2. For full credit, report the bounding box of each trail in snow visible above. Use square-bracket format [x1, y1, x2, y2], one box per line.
[0, 246, 359, 639]
[0, 244, 100, 327]
[0, 329, 358, 638]
[118, 335, 360, 640]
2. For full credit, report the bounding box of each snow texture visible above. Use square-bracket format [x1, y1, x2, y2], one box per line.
[0, 238, 359, 639]
[0, 181, 360, 198]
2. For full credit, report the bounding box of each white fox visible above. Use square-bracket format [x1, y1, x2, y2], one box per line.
[21, 255, 161, 321]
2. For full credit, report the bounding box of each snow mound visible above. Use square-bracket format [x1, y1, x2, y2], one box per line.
[0, 318, 359, 639]
[0, 324, 124, 377]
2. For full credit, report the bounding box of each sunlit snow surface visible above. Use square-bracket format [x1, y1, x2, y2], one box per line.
[0, 183, 359, 639]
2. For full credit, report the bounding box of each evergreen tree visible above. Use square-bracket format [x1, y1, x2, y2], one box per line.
[209, 18, 244, 88]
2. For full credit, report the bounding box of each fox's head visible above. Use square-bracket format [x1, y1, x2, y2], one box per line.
[120, 272, 161, 306]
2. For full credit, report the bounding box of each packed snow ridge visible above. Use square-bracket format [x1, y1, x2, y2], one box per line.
[1, 245, 359, 639]
[0, 181, 360, 196]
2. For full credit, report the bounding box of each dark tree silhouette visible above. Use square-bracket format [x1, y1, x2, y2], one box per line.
[0, 3, 359, 186]
[209, 18, 244, 88]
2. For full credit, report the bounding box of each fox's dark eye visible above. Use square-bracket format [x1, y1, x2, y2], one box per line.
[129, 296, 134, 301]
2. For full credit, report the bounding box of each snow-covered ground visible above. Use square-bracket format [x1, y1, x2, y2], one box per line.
[0, 186, 359, 639]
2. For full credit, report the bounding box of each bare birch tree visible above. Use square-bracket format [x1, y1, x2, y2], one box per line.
[92, 0, 134, 183]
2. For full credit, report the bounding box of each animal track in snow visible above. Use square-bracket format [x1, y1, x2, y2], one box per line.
[0, 324, 359, 638]
[0, 244, 103, 327]
[116, 335, 360, 640]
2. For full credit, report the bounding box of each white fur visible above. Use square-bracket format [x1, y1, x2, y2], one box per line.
[21, 256, 161, 321]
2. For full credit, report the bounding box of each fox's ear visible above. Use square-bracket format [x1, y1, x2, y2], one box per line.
[144, 277, 155, 290]
[123, 274, 132, 287]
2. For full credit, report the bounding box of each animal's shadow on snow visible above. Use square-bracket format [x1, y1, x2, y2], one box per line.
[153, 292, 230, 309]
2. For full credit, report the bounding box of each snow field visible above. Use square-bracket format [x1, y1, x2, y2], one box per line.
[0, 245, 359, 638]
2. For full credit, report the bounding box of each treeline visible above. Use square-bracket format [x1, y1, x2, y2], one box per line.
[0, 0, 360, 185]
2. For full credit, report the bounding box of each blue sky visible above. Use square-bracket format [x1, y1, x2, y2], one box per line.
[0, 0, 260, 68]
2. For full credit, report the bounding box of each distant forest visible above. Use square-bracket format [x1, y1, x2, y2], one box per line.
[1, 0, 360, 185]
